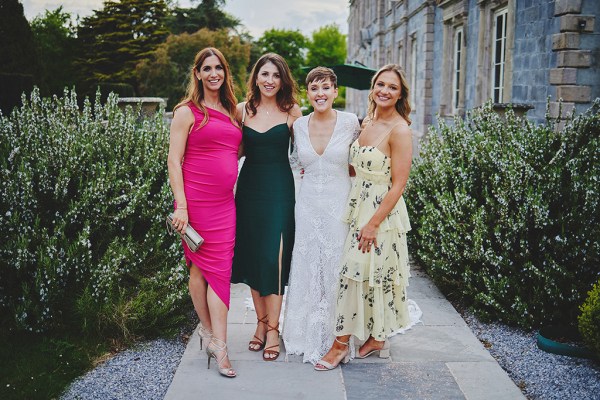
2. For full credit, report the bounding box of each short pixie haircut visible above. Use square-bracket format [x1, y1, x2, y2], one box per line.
[305, 66, 338, 88]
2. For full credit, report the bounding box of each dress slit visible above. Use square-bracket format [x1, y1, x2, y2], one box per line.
[277, 233, 283, 296]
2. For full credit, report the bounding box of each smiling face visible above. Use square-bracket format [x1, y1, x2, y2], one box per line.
[256, 61, 281, 98]
[195, 54, 225, 93]
[372, 70, 402, 109]
[307, 78, 338, 113]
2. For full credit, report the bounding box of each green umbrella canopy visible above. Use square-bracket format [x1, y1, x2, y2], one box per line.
[302, 64, 376, 90]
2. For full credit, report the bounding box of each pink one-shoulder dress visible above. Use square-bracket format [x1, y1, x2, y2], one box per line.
[178, 103, 242, 308]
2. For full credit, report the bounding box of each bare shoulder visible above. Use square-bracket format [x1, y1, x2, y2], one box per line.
[360, 117, 371, 129]
[289, 104, 302, 118]
[390, 122, 412, 140]
[235, 102, 246, 121]
[173, 105, 194, 124]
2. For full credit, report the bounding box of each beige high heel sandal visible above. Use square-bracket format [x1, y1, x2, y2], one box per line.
[206, 337, 236, 378]
[197, 324, 212, 351]
[314, 338, 351, 371]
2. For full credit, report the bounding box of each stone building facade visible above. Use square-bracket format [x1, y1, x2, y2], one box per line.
[346, 0, 599, 141]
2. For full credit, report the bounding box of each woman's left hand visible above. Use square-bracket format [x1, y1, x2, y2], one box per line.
[357, 223, 379, 253]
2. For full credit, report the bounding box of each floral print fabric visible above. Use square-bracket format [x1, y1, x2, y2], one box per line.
[334, 140, 412, 341]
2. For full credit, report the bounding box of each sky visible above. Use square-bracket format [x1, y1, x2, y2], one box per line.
[21, 0, 350, 38]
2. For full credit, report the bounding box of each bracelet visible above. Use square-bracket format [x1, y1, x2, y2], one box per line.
[177, 206, 187, 210]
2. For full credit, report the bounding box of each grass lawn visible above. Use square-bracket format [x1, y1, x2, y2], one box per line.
[0, 330, 110, 400]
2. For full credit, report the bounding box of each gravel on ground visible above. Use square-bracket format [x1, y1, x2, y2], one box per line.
[60, 307, 600, 400]
[463, 312, 600, 400]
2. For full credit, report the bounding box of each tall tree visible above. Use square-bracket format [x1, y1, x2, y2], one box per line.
[0, 0, 38, 75]
[136, 28, 251, 108]
[256, 28, 307, 84]
[166, 0, 240, 34]
[76, 0, 170, 92]
[31, 7, 78, 96]
[306, 24, 346, 67]
[0, 0, 38, 113]
[306, 24, 347, 109]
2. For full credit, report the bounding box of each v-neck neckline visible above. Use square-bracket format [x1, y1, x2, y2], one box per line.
[307, 110, 338, 157]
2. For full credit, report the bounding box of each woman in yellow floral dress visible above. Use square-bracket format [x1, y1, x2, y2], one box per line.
[315, 64, 414, 371]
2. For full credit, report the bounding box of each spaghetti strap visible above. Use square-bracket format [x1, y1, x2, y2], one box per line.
[241, 102, 247, 125]
[373, 121, 407, 148]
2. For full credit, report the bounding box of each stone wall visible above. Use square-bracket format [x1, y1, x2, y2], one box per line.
[548, 0, 599, 121]
[346, 0, 599, 140]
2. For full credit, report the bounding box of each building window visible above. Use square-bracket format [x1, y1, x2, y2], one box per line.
[410, 35, 417, 108]
[452, 27, 463, 111]
[397, 42, 404, 69]
[492, 8, 507, 103]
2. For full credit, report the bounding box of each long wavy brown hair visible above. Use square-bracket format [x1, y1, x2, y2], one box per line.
[366, 64, 412, 125]
[245, 53, 299, 117]
[174, 47, 238, 128]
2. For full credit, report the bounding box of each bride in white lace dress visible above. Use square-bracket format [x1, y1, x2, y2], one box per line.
[283, 67, 360, 364]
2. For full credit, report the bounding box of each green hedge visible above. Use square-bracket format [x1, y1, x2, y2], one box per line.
[0, 88, 188, 338]
[97, 82, 135, 103]
[405, 101, 600, 328]
[579, 279, 600, 358]
[0, 72, 34, 115]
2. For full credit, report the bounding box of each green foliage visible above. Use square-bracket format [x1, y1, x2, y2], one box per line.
[0, 329, 108, 400]
[0, 88, 189, 336]
[76, 0, 170, 92]
[305, 24, 347, 109]
[0, 0, 38, 75]
[136, 28, 251, 108]
[0, 0, 39, 113]
[405, 101, 600, 328]
[0, 73, 34, 115]
[579, 280, 600, 358]
[98, 82, 136, 103]
[30, 7, 79, 97]
[306, 24, 347, 67]
[166, 0, 240, 34]
[257, 28, 308, 85]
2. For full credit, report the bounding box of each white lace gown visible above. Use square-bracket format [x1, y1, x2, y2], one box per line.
[282, 110, 360, 364]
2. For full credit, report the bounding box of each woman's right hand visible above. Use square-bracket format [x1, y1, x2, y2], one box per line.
[172, 208, 189, 234]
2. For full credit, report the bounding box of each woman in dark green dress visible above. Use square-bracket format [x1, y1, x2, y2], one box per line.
[232, 53, 302, 361]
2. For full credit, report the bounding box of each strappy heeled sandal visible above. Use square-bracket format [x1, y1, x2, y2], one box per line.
[356, 338, 390, 359]
[197, 324, 212, 351]
[262, 322, 281, 361]
[248, 315, 268, 352]
[314, 338, 351, 371]
[206, 337, 236, 378]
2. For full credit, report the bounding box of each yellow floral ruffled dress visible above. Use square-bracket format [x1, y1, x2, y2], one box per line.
[334, 139, 412, 341]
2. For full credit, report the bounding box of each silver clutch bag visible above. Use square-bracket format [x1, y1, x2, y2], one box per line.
[166, 213, 204, 252]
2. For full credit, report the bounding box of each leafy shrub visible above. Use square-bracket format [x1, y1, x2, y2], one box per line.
[579, 280, 600, 358]
[0, 72, 34, 114]
[97, 82, 135, 103]
[405, 101, 600, 328]
[0, 88, 188, 338]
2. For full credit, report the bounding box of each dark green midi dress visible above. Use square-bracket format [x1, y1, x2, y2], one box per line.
[231, 122, 295, 296]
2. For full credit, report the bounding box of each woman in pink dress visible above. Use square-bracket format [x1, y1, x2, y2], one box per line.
[167, 47, 241, 378]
